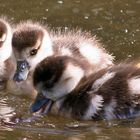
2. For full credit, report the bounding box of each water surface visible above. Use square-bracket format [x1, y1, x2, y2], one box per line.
[0, 0, 140, 139]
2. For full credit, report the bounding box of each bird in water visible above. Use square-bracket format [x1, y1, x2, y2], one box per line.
[30, 56, 140, 120]
[11, 20, 113, 98]
[0, 17, 15, 93]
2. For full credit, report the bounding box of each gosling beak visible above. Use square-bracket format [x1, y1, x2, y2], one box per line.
[13, 60, 30, 82]
[30, 93, 53, 115]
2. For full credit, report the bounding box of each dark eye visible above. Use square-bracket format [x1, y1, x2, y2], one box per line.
[30, 49, 38, 56]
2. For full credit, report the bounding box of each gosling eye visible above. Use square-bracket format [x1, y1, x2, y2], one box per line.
[30, 49, 38, 56]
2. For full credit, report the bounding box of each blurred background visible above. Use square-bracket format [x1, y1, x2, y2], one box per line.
[0, 0, 140, 61]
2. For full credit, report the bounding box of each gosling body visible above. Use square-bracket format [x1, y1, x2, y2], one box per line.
[31, 56, 140, 120]
[12, 21, 113, 97]
[0, 18, 15, 93]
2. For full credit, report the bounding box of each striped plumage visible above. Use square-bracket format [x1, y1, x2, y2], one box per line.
[31, 56, 140, 120]
[11, 21, 113, 97]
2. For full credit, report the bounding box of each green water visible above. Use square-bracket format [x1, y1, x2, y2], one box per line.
[0, 0, 140, 139]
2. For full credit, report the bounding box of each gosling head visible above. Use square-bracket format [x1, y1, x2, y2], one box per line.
[0, 17, 12, 62]
[12, 21, 53, 82]
[30, 56, 85, 114]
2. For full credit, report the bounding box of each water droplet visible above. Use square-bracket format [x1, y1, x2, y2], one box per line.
[131, 41, 134, 44]
[125, 29, 128, 33]
[84, 13, 90, 20]
[47, 123, 56, 128]
[84, 16, 89, 19]
[128, 54, 132, 58]
[120, 10, 123, 13]
[64, 27, 68, 30]
[11, 17, 15, 21]
[57, 0, 63, 4]
[42, 17, 47, 20]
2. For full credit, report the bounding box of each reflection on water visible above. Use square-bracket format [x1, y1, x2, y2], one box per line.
[0, 97, 14, 119]
[0, 0, 140, 139]
[1, 95, 140, 140]
[1, 112, 140, 140]
[0, 96, 14, 140]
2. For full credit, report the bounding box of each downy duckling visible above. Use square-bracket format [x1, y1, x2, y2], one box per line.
[0, 17, 15, 93]
[11, 21, 113, 97]
[30, 56, 140, 120]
